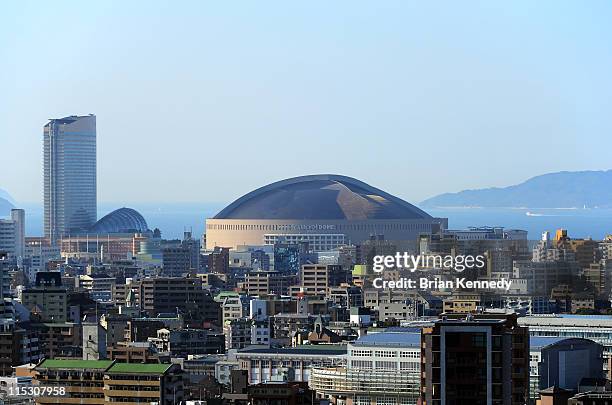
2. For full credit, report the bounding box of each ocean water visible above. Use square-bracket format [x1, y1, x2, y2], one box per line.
[14, 203, 612, 240]
[18, 202, 223, 240]
[428, 207, 612, 240]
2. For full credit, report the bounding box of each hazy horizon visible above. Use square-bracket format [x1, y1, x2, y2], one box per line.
[2, 1, 612, 205]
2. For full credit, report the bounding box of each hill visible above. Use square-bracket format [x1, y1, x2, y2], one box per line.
[420, 170, 612, 209]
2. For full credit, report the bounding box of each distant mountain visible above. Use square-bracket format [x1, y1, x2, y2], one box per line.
[0, 197, 14, 215]
[0, 189, 14, 205]
[421, 170, 612, 209]
[0, 189, 15, 215]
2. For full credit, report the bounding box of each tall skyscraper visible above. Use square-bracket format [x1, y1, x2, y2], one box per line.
[44, 115, 97, 243]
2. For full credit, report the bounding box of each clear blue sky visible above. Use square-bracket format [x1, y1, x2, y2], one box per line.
[1, 1, 612, 205]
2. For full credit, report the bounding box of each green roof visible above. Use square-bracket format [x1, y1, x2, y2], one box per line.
[107, 363, 172, 374]
[215, 291, 239, 300]
[352, 264, 369, 276]
[38, 359, 114, 370]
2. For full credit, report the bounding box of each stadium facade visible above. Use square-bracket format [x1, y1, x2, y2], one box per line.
[205, 174, 447, 251]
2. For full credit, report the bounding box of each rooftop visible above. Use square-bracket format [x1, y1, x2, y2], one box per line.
[529, 336, 570, 350]
[107, 363, 172, 374]
[213, 174, 432, 221]
[519, 314, 612, 327]
[352, 331, 421, 347]
[238, 344, 347, 356]
[37, 359, 114, 370]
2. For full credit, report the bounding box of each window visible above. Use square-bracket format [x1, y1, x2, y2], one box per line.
[400, 361, 419, 371]
[350, 360, 372, 369]
[355, 396, 371, 405]
[351, 349, 372, 357]
[374, 350, 396, 358]
[375, 361, 397, 370]
[400, 351, 419, 359]
[376, 396, 396, 405]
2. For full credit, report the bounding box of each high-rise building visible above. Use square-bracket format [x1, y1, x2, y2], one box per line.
[421, 313, 529, 405]
[44, 114, 97, 243]
[0, 208, 25, 260]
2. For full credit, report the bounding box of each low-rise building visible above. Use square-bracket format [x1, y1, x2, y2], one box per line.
[236, 345, 346, 385]
[34, 359, 112, 404]
[529, 337, 604, 402]
[104, 362, 183, 404]
[310, 328, 421, 405]
[149, 328, 224, 358]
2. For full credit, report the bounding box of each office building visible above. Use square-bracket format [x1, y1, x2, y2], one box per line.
[44, 115, 97, 243]
[0, 209, 24, 260]
[21, 272, 67, 323]
[529, 337, 604, 401]
[421, 314, 529, 405]
[310, 328, 421, 404]
[519, 315, 612, 371]
[236, 345, 346, 385]
[245, 271, 295, 296]
[299, 264, 329, 296]
[130, 277, 220, 323]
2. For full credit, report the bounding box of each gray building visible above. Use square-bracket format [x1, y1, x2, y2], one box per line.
[0, 209, 24, 260]
[44, 115, 97, 243]
[529, 337, 604, 401]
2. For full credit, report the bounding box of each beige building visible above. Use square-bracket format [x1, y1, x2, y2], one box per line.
[34, 359, 183, 405]
[299, 264, 329, 296]
[205, 175, 446, 251]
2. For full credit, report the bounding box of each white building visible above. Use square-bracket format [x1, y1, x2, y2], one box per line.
[0, 209, 25, 260]
[310, 328, 421, 405]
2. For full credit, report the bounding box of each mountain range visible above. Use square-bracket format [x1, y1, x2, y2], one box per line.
[0, 189, 15, 215]
[420, 170, 612, 209]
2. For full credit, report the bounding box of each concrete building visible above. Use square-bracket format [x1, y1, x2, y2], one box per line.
[205, 175, 447, 251]
[245, 271, 294, 296]
[529, 337, 604, 402]
[34, 359, 183, 405]
[149, 328, 224, 357]
[44, 115, 97, 243]
[215, 291, 249, 324]
[299, 264, 329, 296]
[225, 318, 252, 350]
[104, 362, 184, 404]
[130, 277, 220, 323]
[0, 209, 24, 260]
[34, 359, 112, 404]
[82, 320, 107, 360]
[24, 238, 60, 281]
[310, 328, 421, 404]
[107, 341, 161, 363]
[236, 345, 346, 385]
[519, 315, 612, 372]
[21, 272, 67, 323]
[421, 314, 529, 405]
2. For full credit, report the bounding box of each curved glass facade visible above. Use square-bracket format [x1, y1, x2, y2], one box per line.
[88, 208, 149, 234]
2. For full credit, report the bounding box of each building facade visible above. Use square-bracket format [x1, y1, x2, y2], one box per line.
[44, 115, 97, 243]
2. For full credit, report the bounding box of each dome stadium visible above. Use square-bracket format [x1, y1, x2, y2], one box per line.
[205, 175, 447, 251]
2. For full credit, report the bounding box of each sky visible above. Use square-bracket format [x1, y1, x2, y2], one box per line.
[1, 1, 612, 206]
